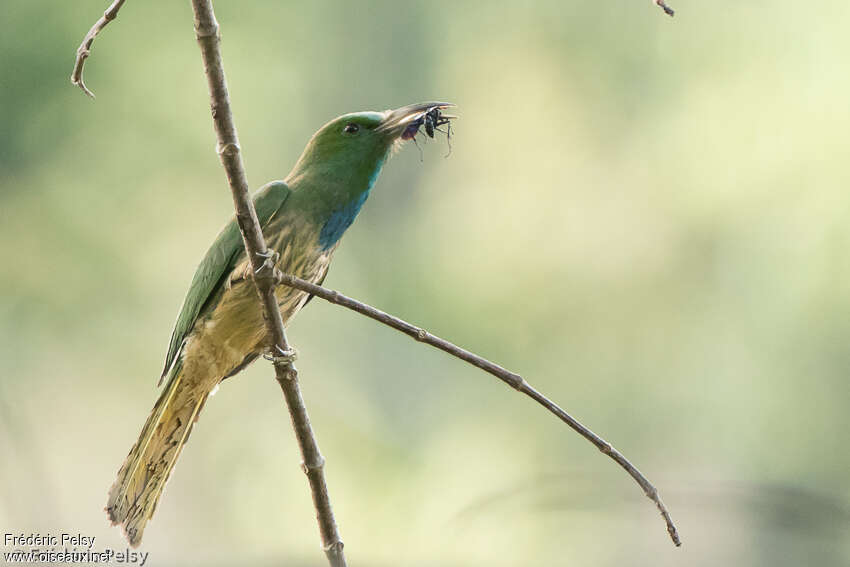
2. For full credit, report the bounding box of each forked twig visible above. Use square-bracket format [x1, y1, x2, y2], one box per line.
[275, 271, 682, 547]
[70, 0, 127, 97]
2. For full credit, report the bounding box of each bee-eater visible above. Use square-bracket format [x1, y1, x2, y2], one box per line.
[106, 102, 455, 546]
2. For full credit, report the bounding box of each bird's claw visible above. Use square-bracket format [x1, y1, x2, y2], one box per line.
[263, 344, 297, 366]
[255, 249, 280, 275]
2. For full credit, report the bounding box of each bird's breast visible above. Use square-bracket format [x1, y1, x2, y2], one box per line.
[183, 218, 333, 381]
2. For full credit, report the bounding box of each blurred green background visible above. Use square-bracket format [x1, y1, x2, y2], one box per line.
[2, 1, 849, 565]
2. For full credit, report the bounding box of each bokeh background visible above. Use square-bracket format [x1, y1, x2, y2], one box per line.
[2, 1, 849, 565]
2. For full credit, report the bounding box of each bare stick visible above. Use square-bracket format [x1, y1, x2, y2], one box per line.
[655, 0, 675, 17]
[189, 2, 346, 565]
[70, 0, 127, 97]
[276, 271, 682, 547]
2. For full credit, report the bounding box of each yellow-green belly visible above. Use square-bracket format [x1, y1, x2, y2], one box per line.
[179, 226, 332, 390]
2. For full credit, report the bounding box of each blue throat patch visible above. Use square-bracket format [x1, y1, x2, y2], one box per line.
[318, 190, 370, 250]
[318, 156, 386, 250]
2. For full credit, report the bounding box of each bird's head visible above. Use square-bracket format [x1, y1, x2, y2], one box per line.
[286, 102, 455, 188]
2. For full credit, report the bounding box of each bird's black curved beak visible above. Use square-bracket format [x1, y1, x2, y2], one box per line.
[376, 101, 456, 138]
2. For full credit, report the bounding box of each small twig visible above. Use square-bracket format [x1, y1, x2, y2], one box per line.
[70, 0, 127, 97]
[189, 1, 346, 566]
[276, 271, 682, 547]
[655, 0, 675, 17]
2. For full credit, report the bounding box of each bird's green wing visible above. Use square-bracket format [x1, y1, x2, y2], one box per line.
[160, 181, 292, 380]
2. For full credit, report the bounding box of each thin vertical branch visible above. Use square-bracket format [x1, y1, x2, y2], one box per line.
[189, 2, 346, 565]
[70, 0, 127, 97]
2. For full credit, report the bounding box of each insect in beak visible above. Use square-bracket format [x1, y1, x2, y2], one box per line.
[401, 107, 456, 140]
[399, 106, 457, 157]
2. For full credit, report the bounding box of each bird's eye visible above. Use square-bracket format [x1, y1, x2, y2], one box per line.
[342, 123, 360, 135]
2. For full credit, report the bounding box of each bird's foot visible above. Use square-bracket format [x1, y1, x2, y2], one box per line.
[264, 344, 297, 366]
[254, 249, 280, 275]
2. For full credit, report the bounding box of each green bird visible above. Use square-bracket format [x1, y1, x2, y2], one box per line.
[106, 102, 455, 546]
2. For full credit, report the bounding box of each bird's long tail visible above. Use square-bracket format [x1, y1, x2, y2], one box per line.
[106, 363, 210, 547]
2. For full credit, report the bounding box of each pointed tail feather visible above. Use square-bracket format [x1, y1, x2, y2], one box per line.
[106, 365, 210, 547]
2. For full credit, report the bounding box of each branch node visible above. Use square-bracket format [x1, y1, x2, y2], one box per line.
[194, 21, 219, 39]
[508, 373, 526, 391]
[217, 141, 241, 157]
[72, 74, 96, 99]
[302, 455, 327, 474]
